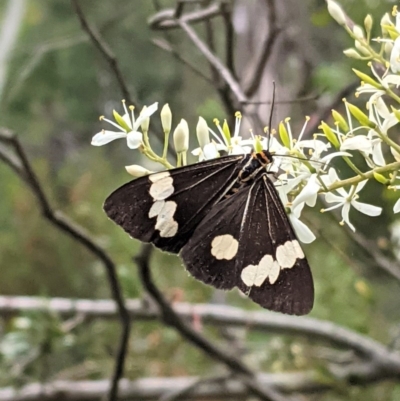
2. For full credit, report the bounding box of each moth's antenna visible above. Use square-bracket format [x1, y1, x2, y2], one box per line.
[267, 82, 276, 151]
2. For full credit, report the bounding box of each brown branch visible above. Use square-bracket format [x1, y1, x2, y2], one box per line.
[135, 244, 292, 401]
[243, 0, 280, 97]
[151, 38, 213, 84]
[1, 294, 400, 369]
[148, 3, 222, 31]
[0, 364, 399, 401]
[0, 128, 130, 401]
[177, 18, 247, 106]
[70, 0, 135, 107]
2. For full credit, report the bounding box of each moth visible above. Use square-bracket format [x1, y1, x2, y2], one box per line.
[104, 149, 314, 315]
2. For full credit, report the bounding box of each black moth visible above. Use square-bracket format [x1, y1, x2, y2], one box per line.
[104, 150, 314, 315]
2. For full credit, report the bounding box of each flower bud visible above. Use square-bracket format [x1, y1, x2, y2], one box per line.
[125, 164, 153, 177]
[161, 104, 172, 134]
[353, 25, 365, 40]
[364, 14, 373, 34]
[343, 48, 363, 59]
[326, 0, 347, 26]
[173, 119, 189, 153]
[380, 13, 392, 33]
[196, 117, 210, 149]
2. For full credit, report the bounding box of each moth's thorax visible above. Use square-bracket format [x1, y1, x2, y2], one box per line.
[238, 150, 273, 183]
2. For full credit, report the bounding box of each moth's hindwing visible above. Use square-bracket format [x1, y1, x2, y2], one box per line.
[103, 154, 245, 253]
[181, 174, 314, 315]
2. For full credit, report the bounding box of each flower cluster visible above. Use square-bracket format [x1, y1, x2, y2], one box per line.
[92, 2, 400, 243]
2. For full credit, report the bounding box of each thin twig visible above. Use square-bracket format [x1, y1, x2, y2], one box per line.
[148, 3, 222, 31]
[0, 128, 130, 401]
[70, 0, 135, 106]
[151, 38, 213, 84]
[135, 244, 303, 401]
[177, 18, 247, 105]
[243, 0, 280, 97]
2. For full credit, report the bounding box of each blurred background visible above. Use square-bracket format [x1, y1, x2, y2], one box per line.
[0, 0, 400, 400]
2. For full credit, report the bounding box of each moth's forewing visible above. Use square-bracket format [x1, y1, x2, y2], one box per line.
[104, 154, 244, 253]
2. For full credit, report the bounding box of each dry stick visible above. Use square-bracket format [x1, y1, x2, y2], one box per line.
[2, 294, 400, 364]
[0, 128, 130, 401]
[177, 18, 247, 105]
[135, 244, 299, 401]
[243, 0, 280, 98]
[221, 2, 235, 80]
[151, 38, 213, 84]
[148, 3, 222, 31]
[176, 16, 264, 132]
[70, 0, 135, 107]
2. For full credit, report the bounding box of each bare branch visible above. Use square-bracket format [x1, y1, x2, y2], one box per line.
[243, 0, 280, 97]
[177, 18, 247, 105]
[0, 364, 399, 401]
[1, 294, 400, 371]
[148, 3, 222, 31]
[151, 38, 213, 84]
[70, 0, 135, 106]
[0, 128, 130, 401]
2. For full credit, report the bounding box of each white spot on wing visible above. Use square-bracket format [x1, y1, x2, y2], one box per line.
[276, 240, 305, 269]
[149, 171, 170, 182]
[211, 235, 239, 260]
[276, 241, 297, 268]
[292, 240, 305, 259]
[148, 200, 164, 218]
[241, 255, 280, 286]
[155, 201, 178, 237]
[149, 175, 174, 200]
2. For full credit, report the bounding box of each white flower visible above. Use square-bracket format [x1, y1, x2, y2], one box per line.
[276, 185, 316, 243]
[394, 197, 400, 214]
[340, 136, 373, 153]
[91, 102, 158, 149]
[210, 113, 253, 155]
[322, 168, 382, 231]
[390, 36, 400, 73]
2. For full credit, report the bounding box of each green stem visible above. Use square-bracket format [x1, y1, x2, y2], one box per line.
[323, 161, 400, 193]
[162, 130, 170, 159]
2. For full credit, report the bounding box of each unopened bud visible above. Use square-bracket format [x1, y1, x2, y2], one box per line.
[173, 119, 189, 153]
[364, 14, 373, 34]
[161, 104, 172, 134]
[326, 0, 347, 26]
[125, 165, 153, 177]
[196, 117, 210, 149]
[343, 48, 363, 59]
[353, 25, 365, 40]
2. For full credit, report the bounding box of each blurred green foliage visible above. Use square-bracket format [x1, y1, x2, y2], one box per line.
[0, 0, 399, 400]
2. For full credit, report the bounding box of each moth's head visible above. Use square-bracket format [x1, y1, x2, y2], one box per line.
[254, 149, 274, 166]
